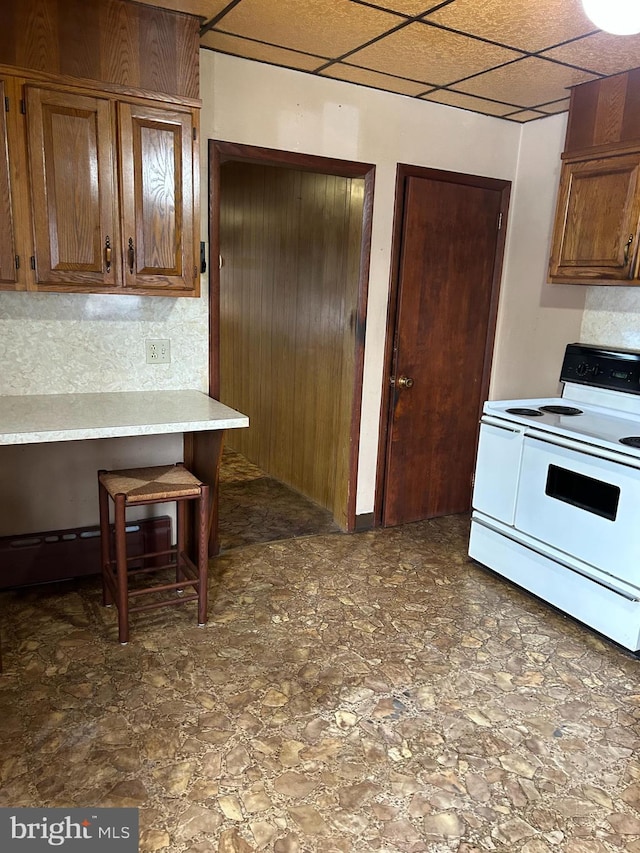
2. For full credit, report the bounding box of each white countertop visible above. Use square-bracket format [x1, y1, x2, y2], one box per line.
[0, 390, 249, 445]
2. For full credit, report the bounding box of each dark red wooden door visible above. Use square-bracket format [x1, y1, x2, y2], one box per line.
[382, 172, 507, 526]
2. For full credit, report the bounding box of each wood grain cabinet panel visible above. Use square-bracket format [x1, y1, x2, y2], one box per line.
[0, 77, 32, 290]
[118, 102, 196, 293]
[0, 79, 18, 287]
[26, 86, 119, 288]
[549, 152, 640, 284]
[22, 85, 198, 296]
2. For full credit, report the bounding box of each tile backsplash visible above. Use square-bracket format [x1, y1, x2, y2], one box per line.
[581, 287, 640, 351]
[0, 289, 209, 396]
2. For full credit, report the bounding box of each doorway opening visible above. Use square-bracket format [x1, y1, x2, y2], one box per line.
[209, 141, 375, 540]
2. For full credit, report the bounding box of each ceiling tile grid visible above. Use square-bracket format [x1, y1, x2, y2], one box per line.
[136, 0, 640, 123]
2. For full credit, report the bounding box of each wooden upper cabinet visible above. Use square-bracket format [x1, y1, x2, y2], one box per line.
[549, 152, 640, 283]
[0, 0, 201, 296]
[26, 86, 119, 289]
[23, 86, 199, 296]
[564, 69, 640, 155]
[118, 102, 196, 293]
[549, 70, 640, 286]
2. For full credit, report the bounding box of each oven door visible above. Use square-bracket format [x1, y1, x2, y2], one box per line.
[472, 417, 525, 525]
[514, 432, 640, 589]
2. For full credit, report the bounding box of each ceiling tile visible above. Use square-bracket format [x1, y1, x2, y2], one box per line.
[137, 0, 637, 122]
[454, 57, 599, 108]
[505, 110, 549, 122]
[421, 90, 514, 117]
[129, 0, 223, 18]
[212, 0, 401, 57]
[423, 0, 596, 53]
[346, 22, 523, 86]
[362, 0, 444, 15]
[537, 98, 571, 114]
[200, 31, 326, 70]
[540, 31, 640, 77]
[321, 63, 431, 96]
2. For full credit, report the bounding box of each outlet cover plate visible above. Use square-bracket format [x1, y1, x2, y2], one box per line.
[146, 339, 171, 364]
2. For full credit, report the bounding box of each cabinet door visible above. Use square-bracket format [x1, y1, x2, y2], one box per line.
[118, 102, 198, 295]
[549, 153, 640, 283]
[26, 86, 119, 289]
[0, 78, 32, 289]
[0, 79, 18, 288]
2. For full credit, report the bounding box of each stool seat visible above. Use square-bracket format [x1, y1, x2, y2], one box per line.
[98, 462, 210, 644]
[99, 464, 203, 503]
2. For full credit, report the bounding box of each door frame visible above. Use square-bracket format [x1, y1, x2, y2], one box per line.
[208, 140, 376, 531]
[374, 163, 511, 526]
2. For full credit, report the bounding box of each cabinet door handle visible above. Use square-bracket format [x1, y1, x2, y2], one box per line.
[128, 238, 135, 274]
[104, 236, 112, 273]
[624, 234, 633, 267]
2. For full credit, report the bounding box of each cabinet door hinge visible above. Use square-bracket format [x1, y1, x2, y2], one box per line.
[194, 265, 198, 280]
[20, 99, 26, 115]
[30, 256, 35, 270]
[192, 127, 197, 141]
[497, 212, 503, 231]
[15, 255, 20, 269]
[4, 96, 9, 113]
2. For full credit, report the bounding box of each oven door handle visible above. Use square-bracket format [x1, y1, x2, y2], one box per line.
[525, 428, 640, 471]
[480, 416, 525, 434]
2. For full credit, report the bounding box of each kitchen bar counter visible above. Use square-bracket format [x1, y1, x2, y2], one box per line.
[0, 390, 249, 556]
[0, 390, 248, 445]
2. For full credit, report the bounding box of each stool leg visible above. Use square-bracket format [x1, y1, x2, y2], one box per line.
[176, 498, 187, 589]
[114, 494, 130, 645]
[98, 474, 113, 607]
[197, 483, 210, 627]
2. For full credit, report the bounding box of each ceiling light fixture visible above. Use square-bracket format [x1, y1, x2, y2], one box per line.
[582, 0, 640, 35]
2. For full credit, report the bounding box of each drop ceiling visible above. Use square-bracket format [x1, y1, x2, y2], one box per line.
[137, 0, 640, 123]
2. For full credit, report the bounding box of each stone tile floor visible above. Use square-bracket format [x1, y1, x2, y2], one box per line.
[1, 511, 640, 853]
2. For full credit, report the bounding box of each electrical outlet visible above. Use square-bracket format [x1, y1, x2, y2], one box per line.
[145, 339, 171, 364]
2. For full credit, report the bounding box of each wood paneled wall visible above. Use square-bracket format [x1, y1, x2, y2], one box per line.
[219, 162, 365, 528]
[0, 0, 199, 100]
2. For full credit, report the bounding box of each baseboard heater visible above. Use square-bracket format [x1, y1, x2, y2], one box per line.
[0, 516, 171, 590]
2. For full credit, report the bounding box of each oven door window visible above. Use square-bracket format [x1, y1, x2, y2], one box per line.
[545, 465, 620, 521]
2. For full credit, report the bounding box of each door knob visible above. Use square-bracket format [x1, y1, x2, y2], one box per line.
[397, 376, 414, 388]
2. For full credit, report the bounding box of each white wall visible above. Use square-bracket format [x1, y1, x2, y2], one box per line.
[490, 114, 586, 400]
[0, 50, 600, 535]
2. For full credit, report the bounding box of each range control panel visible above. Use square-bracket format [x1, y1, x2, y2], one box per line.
[561, 343, 640, 394]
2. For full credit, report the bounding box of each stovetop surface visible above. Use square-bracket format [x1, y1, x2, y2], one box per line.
[484, 395, 640, 459]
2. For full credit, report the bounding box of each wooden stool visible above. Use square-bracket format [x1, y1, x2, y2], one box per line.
[98, 463, 210, 644]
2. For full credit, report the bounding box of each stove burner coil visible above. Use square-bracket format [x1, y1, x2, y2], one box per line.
[538, 405, 583, 416]
[505, 407, 543, 416]
[619, 436, 640, 448]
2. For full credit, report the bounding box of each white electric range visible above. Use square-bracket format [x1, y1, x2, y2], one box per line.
[469, 343, 640, 651]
